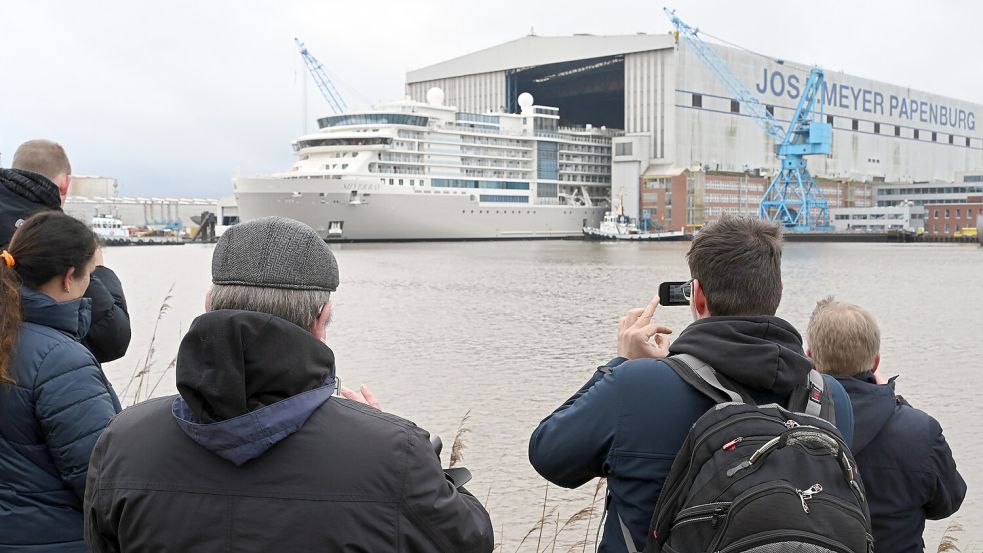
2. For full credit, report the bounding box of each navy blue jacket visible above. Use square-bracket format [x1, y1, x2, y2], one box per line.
[529, 316, 854, 553]
[0, 169, 132, 364]
[0, 288, 122, 553]
[838, 373, 965, 553]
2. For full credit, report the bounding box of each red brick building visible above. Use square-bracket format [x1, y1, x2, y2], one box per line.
[637, 170, 874, 230]
[924, 195, 983, 237]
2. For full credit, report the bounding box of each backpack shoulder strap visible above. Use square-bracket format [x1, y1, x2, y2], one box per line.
[663, 354, 752, 405]
[787, 369, 835, 423]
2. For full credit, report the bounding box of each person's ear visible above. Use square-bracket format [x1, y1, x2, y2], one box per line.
[61, 267, 76, 294]
[805, 347, 813, 359]
[692, 279, 711, 319]
[56, 173, 71, 200]
[311, 301, 332, 341]
[871, 354, 880, 373]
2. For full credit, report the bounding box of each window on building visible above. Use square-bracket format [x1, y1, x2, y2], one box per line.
[945, 224, 949, 233]
[945, 209, 950, 218]
[692, 94, 702, 108]
[766, 105, 775, 116]
[914, 129, 920, 139]
[826, 115, 834, 125]
[956, 208, 961, 218]
[967, 137, 972, 147]
[615, 142, 632, 156]
[399, 179, 403, 185]
[730, 100, 739, 113]
[874, 123, 880, 134]
[932, 132, 937, 142]
[934, 224, 938, 232]
[934, 209, 939, 218]
[949, 134, 955, 145]
[969, 208, 974, 218]
[894, 126, 901, 137]
[851, 119, 859, 131]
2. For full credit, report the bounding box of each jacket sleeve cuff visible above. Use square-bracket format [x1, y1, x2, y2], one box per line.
[597, 357, 628, 374]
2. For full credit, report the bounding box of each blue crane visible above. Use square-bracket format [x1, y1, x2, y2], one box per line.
[294, 38, 347, 114]
[665, 9, 833, 231]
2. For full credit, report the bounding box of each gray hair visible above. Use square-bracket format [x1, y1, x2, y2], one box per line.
[209, 284, 331, 330]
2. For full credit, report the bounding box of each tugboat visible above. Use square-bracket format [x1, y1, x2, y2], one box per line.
[583, 212, 685, 241]
[90, 215, 129, 245]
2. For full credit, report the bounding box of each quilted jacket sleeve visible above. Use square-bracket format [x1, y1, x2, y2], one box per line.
[34, 342, 122, 500]
[82, 266, 132, 364]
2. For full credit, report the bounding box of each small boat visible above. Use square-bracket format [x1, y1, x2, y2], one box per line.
[90, 215, 129, 245]
[583, 212, 686, 241]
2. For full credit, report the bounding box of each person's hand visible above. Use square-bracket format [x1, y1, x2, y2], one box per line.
[92, 247, 105, 267]
[618, 296, 673, 360]
[340, 384, 382, 410]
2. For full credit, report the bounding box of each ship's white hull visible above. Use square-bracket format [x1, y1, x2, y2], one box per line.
[235, 177, 605, 240]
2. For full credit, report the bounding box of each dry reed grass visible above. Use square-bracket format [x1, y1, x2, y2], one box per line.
[119, 284, 175, 406]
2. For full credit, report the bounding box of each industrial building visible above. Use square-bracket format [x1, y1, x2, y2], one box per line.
[406, 32, 983, 229]
[62, 176, 220, 231]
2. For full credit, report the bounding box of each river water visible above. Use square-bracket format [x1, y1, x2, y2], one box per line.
[103, 240, 982, 551]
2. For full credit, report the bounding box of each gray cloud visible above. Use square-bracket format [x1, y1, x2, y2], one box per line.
[2, 0, 980, 198]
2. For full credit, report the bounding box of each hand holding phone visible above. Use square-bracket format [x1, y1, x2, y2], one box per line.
[617, 296, 674, 360]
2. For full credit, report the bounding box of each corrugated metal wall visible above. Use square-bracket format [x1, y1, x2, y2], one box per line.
[624, 50, 673, 161]
[406, 71, 507, 114]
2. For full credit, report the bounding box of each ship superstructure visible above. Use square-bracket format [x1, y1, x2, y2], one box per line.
[234, 89, 618, 240]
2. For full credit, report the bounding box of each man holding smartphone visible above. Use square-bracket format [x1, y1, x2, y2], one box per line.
[528, 216, 855, 553]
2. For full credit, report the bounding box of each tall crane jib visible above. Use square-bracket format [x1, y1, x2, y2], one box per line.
[665, 9, 834, 231]
[294, 38, 347, 115]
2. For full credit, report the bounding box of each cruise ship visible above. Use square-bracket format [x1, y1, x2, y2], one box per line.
[234, 89, 619, 240]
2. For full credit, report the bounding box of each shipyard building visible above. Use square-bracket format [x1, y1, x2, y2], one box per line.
[406, 34, 983, 230]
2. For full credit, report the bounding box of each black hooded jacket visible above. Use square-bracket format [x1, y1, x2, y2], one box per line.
[84, 310, 494, 552]
[529, 316, 855, 553]
[837, 372, 966, 553]
[0, 168, 131, 363]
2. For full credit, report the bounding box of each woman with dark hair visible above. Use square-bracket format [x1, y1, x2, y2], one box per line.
[0, 211, 121, 552]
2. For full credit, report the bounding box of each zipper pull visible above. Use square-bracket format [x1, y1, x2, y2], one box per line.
[797, 483, 823, 513]
[721, 437, 744, 451]
[785, 419, 800, 429]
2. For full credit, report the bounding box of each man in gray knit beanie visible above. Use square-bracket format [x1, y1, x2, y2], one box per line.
[85, 216, 494, 552]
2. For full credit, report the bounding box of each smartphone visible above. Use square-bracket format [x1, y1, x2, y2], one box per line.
[658, 281, 691, 306]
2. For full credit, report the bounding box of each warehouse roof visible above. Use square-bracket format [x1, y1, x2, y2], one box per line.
[407, 33, 675, 83]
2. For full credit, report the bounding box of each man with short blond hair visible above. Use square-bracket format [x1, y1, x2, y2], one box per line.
[0, 139, 131, 363]
[807, 297, 965, 553]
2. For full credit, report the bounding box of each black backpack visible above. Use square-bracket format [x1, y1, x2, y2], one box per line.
[641, 354, 873, 553]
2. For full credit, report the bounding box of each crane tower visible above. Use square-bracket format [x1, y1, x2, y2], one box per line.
[665, 9, 833, 231]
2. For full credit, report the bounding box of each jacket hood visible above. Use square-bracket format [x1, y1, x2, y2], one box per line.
[0, 168, 62, 209]
[172, 309, 337, 465]
[835, 372, 897, 453]
[668, 315, 812, 395]
[20, 287, 92, 340]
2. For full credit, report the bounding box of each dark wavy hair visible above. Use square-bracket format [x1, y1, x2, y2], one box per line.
[0, 212, 97, 383]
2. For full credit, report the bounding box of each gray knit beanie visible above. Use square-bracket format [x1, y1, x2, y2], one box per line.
[212, 217, 339, 291]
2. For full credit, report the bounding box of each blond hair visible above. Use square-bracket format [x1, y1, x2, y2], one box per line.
[11, 139, 71, 183]
[806, 296, 880, 376]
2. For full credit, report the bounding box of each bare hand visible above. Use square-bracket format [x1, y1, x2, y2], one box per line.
[340, 384, 382, 410]
[617, 296, 673, 360]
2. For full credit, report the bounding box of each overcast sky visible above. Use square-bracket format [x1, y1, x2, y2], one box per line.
[2, 0, 980, 198]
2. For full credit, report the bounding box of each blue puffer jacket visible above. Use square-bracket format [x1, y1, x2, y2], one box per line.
[0, 288, 122, 553]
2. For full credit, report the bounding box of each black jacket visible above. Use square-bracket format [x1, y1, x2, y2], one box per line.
[84, 310, 494, 552]
[838, 373, 966, 553]
[529, 316, 854, 553]
[0, 169, 131, 363]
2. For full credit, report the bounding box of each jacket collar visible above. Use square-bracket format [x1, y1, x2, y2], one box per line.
[0, 168, 62, 209]
[20, 287, 92, 340]
[172, 380, 336, 466]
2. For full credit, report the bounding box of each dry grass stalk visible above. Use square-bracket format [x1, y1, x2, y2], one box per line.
[512, 482, 554, 553]
[449, 409, 472, 468]
[535, 481, 550, 552]
[937, 521, 963, 552]
[120, 284, 174, 406]
[582, 478, 606, 553]
[542, 506, 594, 553]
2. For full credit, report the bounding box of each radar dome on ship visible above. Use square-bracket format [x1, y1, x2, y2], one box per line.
[426, 87, 445, 106]
[518, 92, 534, 113]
